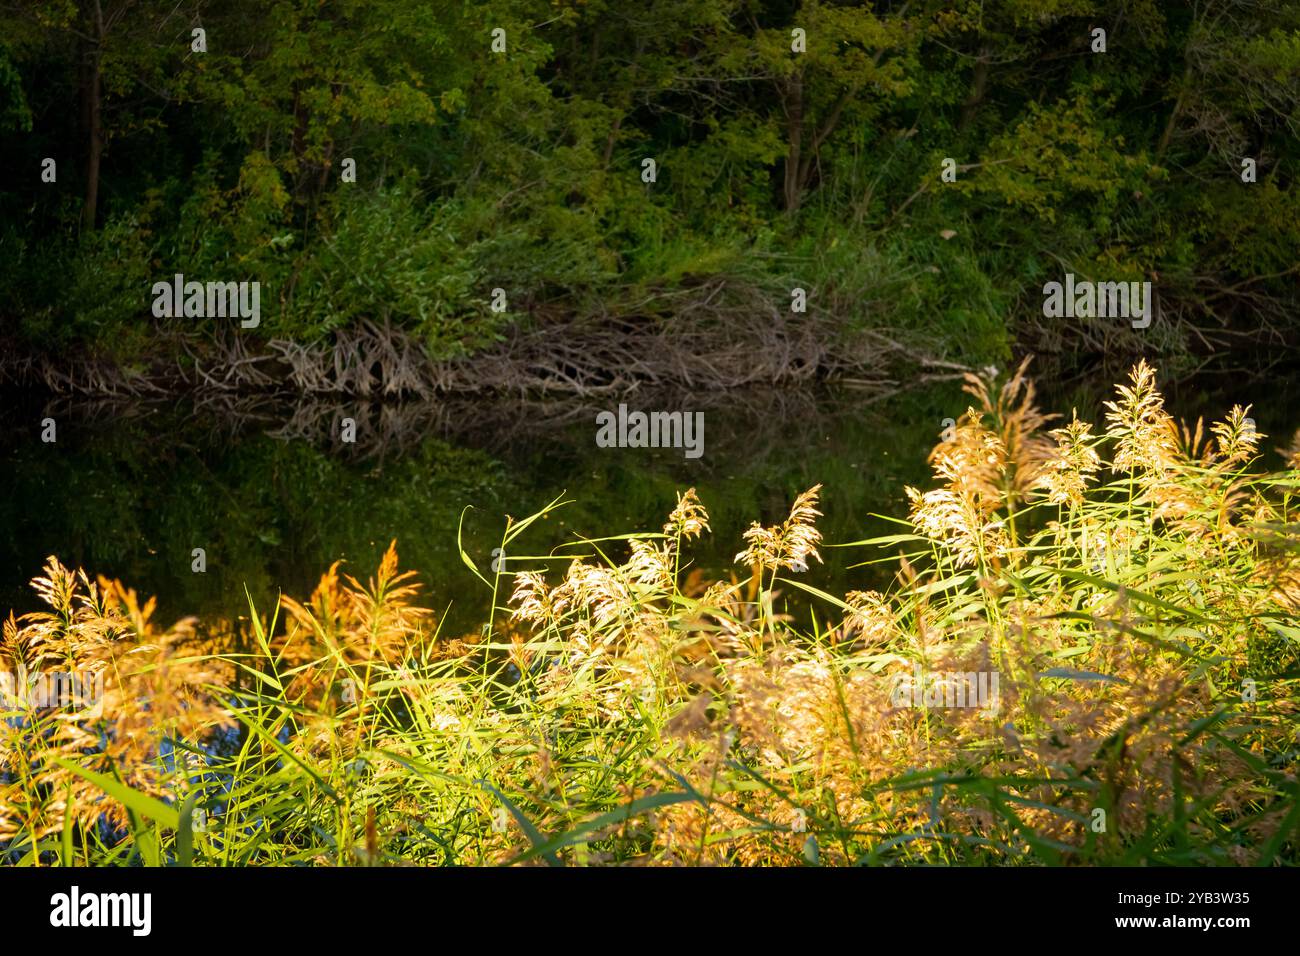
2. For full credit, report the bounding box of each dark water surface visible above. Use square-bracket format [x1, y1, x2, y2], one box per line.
[4, 367, 1299, 635]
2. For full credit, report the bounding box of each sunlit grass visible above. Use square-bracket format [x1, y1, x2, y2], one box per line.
[2, 361, 1298, 866]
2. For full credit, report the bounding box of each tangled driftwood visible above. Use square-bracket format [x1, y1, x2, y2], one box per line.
[1, 278, 963, 399]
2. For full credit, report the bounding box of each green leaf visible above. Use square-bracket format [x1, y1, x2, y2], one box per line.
[803, 835, 820, 865]
[507, 791, 699, 865]
[176, 791, 203, 867]
[478, 783, 560, 866]
[1036, 667, 1127, 684]
[52, 758, 180, 830]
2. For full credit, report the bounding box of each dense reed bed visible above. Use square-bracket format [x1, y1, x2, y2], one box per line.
[3, 362, 1298, 866]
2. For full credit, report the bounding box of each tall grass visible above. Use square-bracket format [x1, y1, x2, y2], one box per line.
[2, 361, 1298, 866]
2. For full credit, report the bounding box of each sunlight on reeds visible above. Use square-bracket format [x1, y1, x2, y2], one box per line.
[2, 362, 1298, 866]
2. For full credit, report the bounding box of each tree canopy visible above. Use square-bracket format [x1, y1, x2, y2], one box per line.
[1, 0, 1297, 378]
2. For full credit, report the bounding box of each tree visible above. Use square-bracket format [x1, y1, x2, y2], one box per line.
[728, 0, 921, 212]
[1, 0, 190, 231]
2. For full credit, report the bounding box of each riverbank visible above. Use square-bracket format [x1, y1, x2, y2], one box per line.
[2, 276, 975, 399]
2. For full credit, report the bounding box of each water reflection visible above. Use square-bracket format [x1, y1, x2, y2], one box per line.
[3, 368, 1297, 635]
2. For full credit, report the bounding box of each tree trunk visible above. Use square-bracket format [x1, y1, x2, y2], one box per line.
[958, 49, 990, 134]
[1156, 64, 1193, 161]
[782, 73, 804, 212]
[81, 2, 105, 233]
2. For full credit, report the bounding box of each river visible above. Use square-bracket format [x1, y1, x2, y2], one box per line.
[3, 367, 1298, 635]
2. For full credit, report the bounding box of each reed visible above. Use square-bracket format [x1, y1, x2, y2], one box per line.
[2, 361, 1297, 866]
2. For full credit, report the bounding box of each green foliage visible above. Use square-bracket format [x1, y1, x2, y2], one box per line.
[278, 187, 507, 354]
[51, 204, 163, 354]
[0, 0, 1297, 371]
[0, 45, 32, 133]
